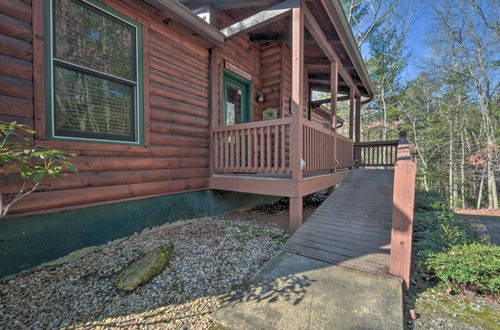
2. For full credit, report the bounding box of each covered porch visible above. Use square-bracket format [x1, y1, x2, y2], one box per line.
[204, 0, 373, 230]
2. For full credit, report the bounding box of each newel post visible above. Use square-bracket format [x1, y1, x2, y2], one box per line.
[389, 132, 417, 288]
[289, 3, 304, 232]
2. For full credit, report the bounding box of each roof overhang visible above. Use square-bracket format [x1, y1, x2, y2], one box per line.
[321, 0, 374, 98]
[144, 0, 225, 45]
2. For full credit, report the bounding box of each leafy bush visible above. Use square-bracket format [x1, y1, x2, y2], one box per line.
[0, 121, 77, 218]
[412, 191, 496, 295]
[415, 191, 450, 212]
[427, 243, 500, 295]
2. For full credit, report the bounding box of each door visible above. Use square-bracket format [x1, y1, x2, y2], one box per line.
[223, 70, 251, 125]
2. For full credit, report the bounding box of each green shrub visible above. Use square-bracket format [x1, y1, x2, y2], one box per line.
[427, 243, 500, 295]
[412, 191, 490, 296]
[415, 191, 450, 212]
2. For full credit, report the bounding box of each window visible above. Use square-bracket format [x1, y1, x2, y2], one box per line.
[45, 0, 143, 144]
[223, 70, 251, 125]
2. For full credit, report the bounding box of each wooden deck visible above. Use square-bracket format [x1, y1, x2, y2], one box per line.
[284, 169, 394, 276]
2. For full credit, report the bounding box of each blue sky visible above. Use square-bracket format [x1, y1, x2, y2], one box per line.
[400, 1, 435, 82]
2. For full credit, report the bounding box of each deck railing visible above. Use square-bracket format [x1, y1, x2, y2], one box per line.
[212, 117, 354, 175]
[212, 117, 292, 174]
[353, 140, 399, 168]
[302, 121, 354, 173]
[337, 135, 354, 169]
[303, 121, 335, 173]
[388, 134, 416, 288]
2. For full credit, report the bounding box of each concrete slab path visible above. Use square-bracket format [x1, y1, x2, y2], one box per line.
[215, 169, 404, 329]
[214, 251, 403, 330]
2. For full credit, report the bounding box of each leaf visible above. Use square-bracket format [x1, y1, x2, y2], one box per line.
[33, 172, 46, 182]
[66, 163, 78, 172]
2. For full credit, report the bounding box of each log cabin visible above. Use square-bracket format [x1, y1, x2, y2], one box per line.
[0, 0, 388, 277]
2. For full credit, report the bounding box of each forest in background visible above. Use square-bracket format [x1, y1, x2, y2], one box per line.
[336, 0, 499, 210]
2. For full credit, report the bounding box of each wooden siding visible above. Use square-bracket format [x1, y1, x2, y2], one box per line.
[260, 43, 281, 116]
[214, 10, 262, 124]
[0, 0, 34, 141]
[1, 0, 213, 215]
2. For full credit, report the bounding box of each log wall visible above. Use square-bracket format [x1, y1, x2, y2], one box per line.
[1, 0, 218, 215]
[213, 11, 263, 123]
[0, 0, 34, 143]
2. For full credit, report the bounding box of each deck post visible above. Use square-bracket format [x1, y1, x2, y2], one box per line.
[330, 60, 338, 172]
[354, 93, 362, 168]
[348, 87, 354, 140]
[389, 134, 417, 289]
[290, 3, 304, 232]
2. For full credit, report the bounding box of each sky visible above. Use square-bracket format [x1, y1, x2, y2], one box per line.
[400, 0, 436, 82]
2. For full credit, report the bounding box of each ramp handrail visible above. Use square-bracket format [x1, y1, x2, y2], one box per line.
[388, 133, 417, 288]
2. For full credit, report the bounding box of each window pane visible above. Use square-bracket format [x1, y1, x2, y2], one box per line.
[54, 0, 136, 80]
[225, 85, 242, 125]
[54, 66, 135, 141]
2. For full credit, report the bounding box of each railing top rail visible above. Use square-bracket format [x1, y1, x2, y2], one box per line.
[213, 117, 293, 132]
[354, 140, 399, 147]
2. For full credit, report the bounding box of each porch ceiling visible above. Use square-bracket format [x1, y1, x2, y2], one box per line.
[178, 0, 373, 98]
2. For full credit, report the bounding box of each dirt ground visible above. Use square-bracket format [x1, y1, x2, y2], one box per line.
[221, 206, 318, 233]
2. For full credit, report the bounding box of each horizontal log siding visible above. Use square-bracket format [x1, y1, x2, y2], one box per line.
[0, 0, 33, 131]
[260, 44, 282, 116]
[1, 0, 214, 215]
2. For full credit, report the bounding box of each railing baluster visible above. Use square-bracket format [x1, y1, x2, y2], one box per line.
[266, 126, 271, 172]
[273, 125, 280, 173]
[259, 127, 266, 171]
[253, 128, 258, 170]
[281, 124, 286, 173]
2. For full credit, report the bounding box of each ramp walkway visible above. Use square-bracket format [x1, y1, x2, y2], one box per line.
[214, 169, 403, 329]
[284, 169, 394, 276]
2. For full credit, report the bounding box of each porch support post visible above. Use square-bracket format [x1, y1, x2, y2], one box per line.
[290, 3, 304, 232]
[330, 60, 338, 171]
[348, 87, 354, 140]
[355, 93, 361, 143]
[354, 93, 362, 168]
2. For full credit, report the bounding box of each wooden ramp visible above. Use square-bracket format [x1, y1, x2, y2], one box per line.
[284, 169, 394, 276]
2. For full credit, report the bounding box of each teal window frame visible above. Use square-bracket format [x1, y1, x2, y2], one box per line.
[44, 0, 144, 145]
[222, 70, 251, 125]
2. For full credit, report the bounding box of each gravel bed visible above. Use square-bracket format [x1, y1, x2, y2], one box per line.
[0, 218, 288, 329]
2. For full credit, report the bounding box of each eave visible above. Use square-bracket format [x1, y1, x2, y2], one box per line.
[321, 0, 374, 98]
[144, 0, 225, 45]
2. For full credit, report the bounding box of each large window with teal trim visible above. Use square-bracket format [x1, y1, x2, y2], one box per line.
[223, 70, 251, 125]
[45, 0, 143, 144]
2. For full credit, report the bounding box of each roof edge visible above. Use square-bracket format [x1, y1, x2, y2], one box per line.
[144, 0, 225, 45]
[322, 0, 374, 97]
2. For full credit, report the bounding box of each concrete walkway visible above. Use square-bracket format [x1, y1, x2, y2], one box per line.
[215, 170, 403, 329]
[214, 251, 402, 330]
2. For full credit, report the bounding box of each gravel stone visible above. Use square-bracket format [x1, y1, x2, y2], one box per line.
[0, 218, 288, 329]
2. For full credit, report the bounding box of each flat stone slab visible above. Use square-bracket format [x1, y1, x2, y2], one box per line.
[214, 251, 403, 330]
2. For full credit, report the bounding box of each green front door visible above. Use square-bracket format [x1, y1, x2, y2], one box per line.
[223, 70, 251, 125]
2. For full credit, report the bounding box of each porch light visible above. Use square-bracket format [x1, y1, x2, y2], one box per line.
[256, 92, 265, 103]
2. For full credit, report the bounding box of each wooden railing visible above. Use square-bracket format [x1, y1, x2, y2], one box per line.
[389, 134, 417, 288]
[337, 135, 354, 169]
[212, 117, 292, 174]
[213, 117, 354, 175]
[354, 140, 399, 168]
[303, 121, 336, 173]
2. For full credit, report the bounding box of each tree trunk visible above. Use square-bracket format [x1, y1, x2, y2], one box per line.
[477, 171, 484, 209]
[460, 127, 466, 209]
